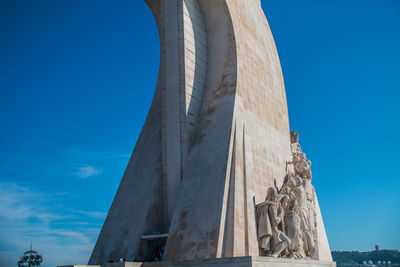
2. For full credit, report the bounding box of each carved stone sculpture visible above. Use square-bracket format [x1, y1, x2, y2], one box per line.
[285, 198, 306, 258]
[256, 131, 321, 260]
[257, 187, 290, 258]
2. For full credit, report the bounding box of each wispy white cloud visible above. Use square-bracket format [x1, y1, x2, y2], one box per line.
[75, 210, 107, 219]
[0, 147, 130, 181]
[0, 182, 105, 267]
[75, 164, 102, 178]
[62, 147, 131, 161]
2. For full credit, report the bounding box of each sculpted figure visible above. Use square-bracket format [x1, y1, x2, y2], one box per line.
[303, 174, 318, 258]
[304, 176, 316, 225]
[293, 152, 311, 179]
[290, 131, 299, 144]
[290, 131, 302, 154]
[257, 187, 290, 257]
[293, 175, 315, 257]
[284, 198, 306, 258]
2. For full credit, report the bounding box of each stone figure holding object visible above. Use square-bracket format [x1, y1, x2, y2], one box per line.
[257, 187, 290, 257]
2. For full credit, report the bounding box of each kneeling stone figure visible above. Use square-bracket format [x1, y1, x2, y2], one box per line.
[257, 187, 290, 257]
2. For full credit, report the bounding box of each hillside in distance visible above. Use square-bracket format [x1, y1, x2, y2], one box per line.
[332, 249, 400, 266]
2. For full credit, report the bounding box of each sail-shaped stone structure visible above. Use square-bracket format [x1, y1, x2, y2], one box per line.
[86, 0, 334, 266]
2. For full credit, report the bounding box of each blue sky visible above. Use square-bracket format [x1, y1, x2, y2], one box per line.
[0, 0, 399, 266]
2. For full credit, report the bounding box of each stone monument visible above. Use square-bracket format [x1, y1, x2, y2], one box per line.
[61, 0, 335, 266]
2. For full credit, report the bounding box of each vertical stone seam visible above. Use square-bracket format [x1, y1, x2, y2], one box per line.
[177, 0, 187, 182]
[242, 123, 249, 256]
[216, 121, 236, 258]
[221, 122, 237, 257]
[160, 0, 168, 230]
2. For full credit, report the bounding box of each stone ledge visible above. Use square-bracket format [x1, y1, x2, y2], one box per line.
[58, 257, 336, 267]
[99, 257, 336, 267]
[107, 263, 143, 267]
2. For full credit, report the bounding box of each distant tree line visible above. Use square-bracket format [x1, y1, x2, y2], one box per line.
[332, 249, 400, 266]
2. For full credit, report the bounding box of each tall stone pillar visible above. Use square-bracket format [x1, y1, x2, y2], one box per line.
[88, 1, 333, 266]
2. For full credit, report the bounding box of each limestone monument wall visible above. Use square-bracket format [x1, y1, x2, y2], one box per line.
[88, 0, 333, 265]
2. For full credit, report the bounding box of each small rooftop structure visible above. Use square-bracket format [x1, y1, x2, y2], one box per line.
[18, 243, 43, 267]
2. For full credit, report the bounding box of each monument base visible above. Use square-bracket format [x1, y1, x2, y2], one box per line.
[58, 257, 335, 267]
[59, 257, 336, 267]
[143, 257, 335, 267]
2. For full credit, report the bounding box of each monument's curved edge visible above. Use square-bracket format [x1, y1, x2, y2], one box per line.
[163, 0, 238, 260]
[89, 1, 164, 265]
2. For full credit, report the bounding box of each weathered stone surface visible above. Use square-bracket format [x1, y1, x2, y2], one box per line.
[87, 0, 333, 266]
